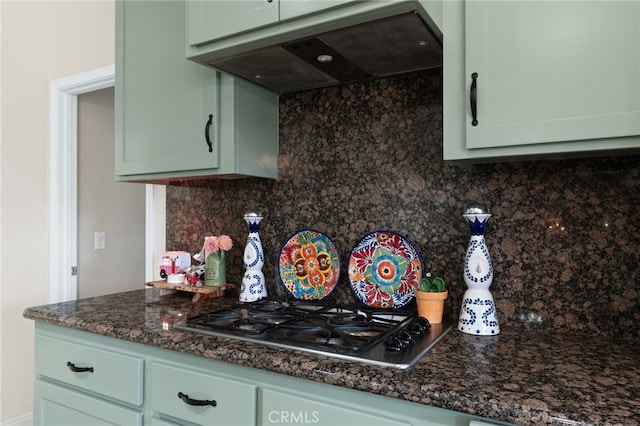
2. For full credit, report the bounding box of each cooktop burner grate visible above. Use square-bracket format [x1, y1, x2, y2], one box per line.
[177, 298, 454, 369]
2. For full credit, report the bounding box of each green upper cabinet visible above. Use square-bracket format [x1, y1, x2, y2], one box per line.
[280, 0, 357, 21]
[187, 0, 279, 45]
[116, 0, 219, 178]
[187, 0, 356, 47]
[443, 0, 640, 161]
[116, 0, 279, 183]
[186, 1, 443, 67]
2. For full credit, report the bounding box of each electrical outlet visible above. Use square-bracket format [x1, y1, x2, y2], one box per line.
[94, 231, 106, 250]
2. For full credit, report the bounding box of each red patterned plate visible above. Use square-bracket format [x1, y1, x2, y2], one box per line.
[348, 230, 423, 309]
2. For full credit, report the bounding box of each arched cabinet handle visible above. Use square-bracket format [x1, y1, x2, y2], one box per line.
[470, 72, 478, 126]
[178, 392, 217, 407]
[205, 114, 213, 153]
[66, 361, 94, 373]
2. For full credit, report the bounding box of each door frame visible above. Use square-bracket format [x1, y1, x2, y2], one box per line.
[49, 65, 157, 303]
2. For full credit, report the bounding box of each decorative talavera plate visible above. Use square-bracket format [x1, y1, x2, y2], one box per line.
[348, 231, 423, 309]
[279, 229, 341, 300]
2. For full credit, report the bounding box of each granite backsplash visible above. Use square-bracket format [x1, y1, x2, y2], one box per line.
[166, 69, 639, 340]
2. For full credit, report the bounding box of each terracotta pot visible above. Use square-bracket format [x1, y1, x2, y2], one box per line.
[415, 290, 448, 324]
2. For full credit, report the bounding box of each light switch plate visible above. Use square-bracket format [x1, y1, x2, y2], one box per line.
[94, 231, 105, 250]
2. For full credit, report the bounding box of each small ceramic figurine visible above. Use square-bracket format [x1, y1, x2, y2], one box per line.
[239, 209, 268, 302]
[458, 202, 500, 335]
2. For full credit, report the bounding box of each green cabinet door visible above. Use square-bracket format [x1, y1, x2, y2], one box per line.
[465, 0, 639, 149]
[443, 0, 640, 161]
[279, 0, 356, 21]
[187, 0, 279, 46]
[116, 0, 219, 179]
[187, 1, 357, 46]
[186, 1, 443, 67]
[34, 380, 142, 426]
[116, 0, 279, 182]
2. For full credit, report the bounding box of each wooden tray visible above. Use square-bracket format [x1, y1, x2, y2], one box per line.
[146, 280, 234, 302]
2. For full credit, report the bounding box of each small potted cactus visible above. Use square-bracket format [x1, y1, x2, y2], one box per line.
[415, 272, 448, 324]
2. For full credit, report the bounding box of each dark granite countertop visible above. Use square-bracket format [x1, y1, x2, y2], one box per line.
[24, 288, 639, 425]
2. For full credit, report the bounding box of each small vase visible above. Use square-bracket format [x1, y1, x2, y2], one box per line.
[205, 251, 226, 286]
[458, 208, 500, 335]
[240, 209, 267, 302]
[416, 290, 448, 324]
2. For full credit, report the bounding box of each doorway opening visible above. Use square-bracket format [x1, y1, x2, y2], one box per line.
[50, 65, 165, 302]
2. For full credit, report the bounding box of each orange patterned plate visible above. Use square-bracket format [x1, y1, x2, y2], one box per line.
[348, 230, 423, 309]
[278, 229, 341, 300]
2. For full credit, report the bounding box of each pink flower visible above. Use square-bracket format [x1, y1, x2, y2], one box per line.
[218, 235, 233, 251]
[204, 236, 219, 253]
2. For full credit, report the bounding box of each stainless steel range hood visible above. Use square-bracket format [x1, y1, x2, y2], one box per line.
[204, 12, 442, 94]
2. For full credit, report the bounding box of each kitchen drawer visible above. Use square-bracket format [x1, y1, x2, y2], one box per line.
[260, 388, 410, 426]
[149, 418, 179, 426]
[34, 379, 143, 426]
[35, 335, 144, 406]
[150, 361, 257, 425]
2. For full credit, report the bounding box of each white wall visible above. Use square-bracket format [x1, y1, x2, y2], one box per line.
[77, 87, 146, 299]
[0, 1, 115, 423]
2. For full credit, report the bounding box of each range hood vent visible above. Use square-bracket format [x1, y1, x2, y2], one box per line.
[209, 12, 442, 94]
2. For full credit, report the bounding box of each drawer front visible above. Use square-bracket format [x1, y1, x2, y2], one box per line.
[35, 335, 144, 406]
[34, 379, 142, 426]
[149, 418, 179, 426]
[260, 388, 410, 426]
[150, 362, 257, 425]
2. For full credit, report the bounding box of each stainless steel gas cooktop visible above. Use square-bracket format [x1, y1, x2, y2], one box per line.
[176, 298, 454, 370]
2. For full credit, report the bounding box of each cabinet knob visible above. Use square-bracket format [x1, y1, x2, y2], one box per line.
[178, 391, 217, 407]
[205, 114, 214, 153]
[470, 72, 478, 126]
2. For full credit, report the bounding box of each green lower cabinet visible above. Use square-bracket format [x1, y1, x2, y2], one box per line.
[34, 380, 143, 426]
[33, 322, 511, 426]
[259, 388, 409, 426]
[150, 362, 257, 425]
[256, 377, 501, 426]
[35, 334, 144, 407]
[149, 419, 178, 426]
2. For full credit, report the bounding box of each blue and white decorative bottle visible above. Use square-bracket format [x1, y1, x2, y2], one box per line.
[458, 202, 500, 335]
[239, 209, 267, 302]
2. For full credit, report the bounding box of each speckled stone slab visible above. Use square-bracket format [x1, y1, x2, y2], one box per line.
[165, 69, 639, 341]
[24, 288, 640, 425]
